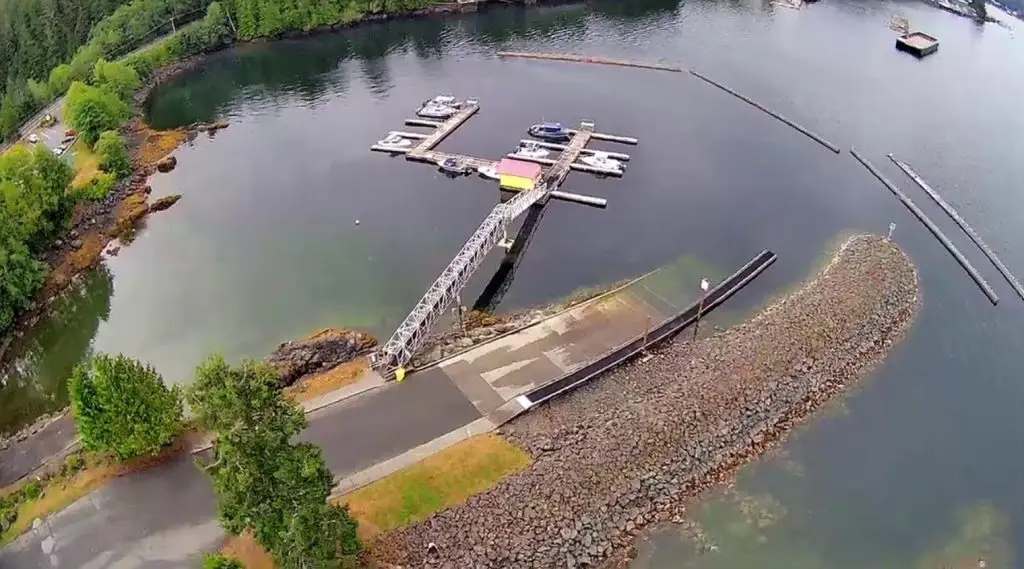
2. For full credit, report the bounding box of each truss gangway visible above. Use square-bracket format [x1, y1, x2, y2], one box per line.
[371, 122, 595, 374]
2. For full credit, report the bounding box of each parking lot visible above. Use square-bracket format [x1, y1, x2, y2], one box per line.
[25, 111, 77, 159]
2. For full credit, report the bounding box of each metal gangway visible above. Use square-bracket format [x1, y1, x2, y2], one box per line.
[371, 123, 596, 375]
[370, 182, 550, 374]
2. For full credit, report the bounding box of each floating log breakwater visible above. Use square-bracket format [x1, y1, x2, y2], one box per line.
[851, 148, 998, 305]
[373, 234, 920, 569]
[497, 51, 684, 72]
[689, 69, 841, 154]
[888, 154, 1024, 303]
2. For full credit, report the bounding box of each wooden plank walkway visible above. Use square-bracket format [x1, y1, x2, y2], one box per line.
[406, 103, 480, 160]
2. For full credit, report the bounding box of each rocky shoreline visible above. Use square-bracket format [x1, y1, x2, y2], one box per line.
[371, 234, 920, 569]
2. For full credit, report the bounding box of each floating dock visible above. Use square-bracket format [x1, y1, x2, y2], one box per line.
[889, 155, 1024, 302]
[369, 98, 637, 374]
[897, 32, 939, 57]
[505, 153, 624, 177]
[520, 140, 631, 161]
[850, 148, 998, 305]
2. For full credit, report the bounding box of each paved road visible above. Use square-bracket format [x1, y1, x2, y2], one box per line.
[0, 416, 77, 487]
[0, 263, 695, 568]
[0, 370, 481, 569]
[303, 367, 480, 477]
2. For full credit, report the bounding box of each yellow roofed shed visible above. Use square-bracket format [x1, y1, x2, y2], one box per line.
[498, 158, 543, 192]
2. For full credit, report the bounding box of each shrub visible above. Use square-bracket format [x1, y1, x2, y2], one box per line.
[69, 353, 183, 461]
[73, 172, 117, 201]
[95, 131, 131, 179]
[202, 553, 244, 569]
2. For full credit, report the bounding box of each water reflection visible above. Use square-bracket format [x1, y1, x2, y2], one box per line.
[0, 266, 113, 434]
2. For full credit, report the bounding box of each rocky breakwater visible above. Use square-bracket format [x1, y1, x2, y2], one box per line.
[265, 328, 377, 387]
[372, 234, 920, 569]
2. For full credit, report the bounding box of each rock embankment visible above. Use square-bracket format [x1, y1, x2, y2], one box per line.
[265, 328, 377, 386]
[372, 234, 919, 569]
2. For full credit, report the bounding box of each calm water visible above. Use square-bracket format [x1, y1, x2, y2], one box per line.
[3, 0, 1024, 564]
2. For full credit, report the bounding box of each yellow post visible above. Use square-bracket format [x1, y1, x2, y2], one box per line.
[395, 367, 406, 382]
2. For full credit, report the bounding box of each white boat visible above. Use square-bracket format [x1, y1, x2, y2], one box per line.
[428, 95, 459, 107]
[477, 164, 499, 180]
[417, 102, 458, 119]
[579, 151, 625, 172]
[511, 141, 550, 160]
[377, 133, 412, 148]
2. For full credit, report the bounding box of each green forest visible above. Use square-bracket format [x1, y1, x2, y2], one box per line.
[0, 0, 443, 334]
[0, 0, 438, 140]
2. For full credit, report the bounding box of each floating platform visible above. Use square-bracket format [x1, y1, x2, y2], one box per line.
[896, 32, 939, 57]
[519, 140, 631, 161]
[505, 154, 624, 177]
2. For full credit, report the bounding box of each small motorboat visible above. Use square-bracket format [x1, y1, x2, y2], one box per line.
[417, 102, 458, 119]
[528, 122, 572, 142]
[377, 133, 411, 148]
[438, 156, 469, 175]
[427, 95, 459, 107]
[511, 141, 550, 160]
[579, 151, 625, 172]
[477, 164, 499, 180]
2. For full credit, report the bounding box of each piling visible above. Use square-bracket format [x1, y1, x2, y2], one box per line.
[549, 190, 607, 208]
[497, 51, 683, 73]
[850, 148, 998, 305]
[689, 69, 841, 154]
[889, 154, 1024, 302]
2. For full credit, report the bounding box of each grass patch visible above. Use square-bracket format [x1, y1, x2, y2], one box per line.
[338, 434, 532, 540]
[70, 139, 101, 190]
[221, 530, 278, 569]
[284, 357, 369, 404]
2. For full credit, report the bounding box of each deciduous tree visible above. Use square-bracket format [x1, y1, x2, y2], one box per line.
[64, 81, 130, 146]
[68, 353, 183, 461]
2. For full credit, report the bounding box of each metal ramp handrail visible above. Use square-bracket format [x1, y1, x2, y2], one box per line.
[371, 182, 550, 373]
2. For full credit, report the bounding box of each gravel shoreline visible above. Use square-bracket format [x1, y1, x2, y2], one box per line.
[372, 234, 920, 569]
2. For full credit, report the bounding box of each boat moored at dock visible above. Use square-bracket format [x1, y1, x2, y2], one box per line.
[579, 151, 625, 173]
[528, 122, 573, 142]
[511, 141, 551, 160]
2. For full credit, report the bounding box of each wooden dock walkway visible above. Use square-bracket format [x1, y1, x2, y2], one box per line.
[406, 103, 480, 160]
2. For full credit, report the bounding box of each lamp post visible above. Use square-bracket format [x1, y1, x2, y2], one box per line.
[693, 278, 710, 341]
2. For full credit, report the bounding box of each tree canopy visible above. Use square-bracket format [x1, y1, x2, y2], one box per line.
[69, 353, 184, 461]
[64, 81, 130, 146]
[188, 355, 363, 569]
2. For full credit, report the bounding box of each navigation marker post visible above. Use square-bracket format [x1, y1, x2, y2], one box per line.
[693, 278, 710, 341]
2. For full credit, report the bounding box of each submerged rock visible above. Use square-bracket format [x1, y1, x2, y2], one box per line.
[265, 328, 378, 386]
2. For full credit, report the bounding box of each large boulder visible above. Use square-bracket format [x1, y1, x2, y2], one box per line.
[265, 328, 378, 386]
[155, 155, 177, 173]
